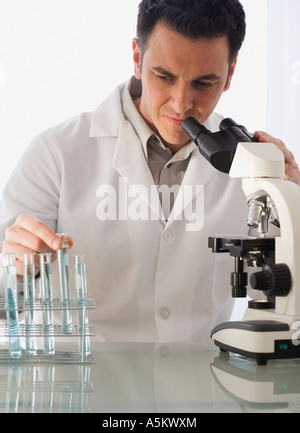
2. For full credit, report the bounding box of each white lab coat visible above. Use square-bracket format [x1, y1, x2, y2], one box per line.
[0, 80, 249, 343]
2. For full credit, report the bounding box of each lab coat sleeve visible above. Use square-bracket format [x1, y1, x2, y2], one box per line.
[0, 133, 61, 298]
[0, 133, 61, 237]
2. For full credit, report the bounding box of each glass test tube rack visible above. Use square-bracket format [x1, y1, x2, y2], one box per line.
[0, 249, 96, 364]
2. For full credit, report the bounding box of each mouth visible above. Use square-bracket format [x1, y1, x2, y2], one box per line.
[164, 115, 186, 128]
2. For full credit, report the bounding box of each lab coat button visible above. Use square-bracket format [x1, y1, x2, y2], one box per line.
[159, 308, 170, 320]
[163, 231, 172, 242]
[156, 345, 169, 357]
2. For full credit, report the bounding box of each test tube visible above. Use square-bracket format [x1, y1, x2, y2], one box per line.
[2, 253, 22, 359]
[57, 234, 72, 334]
[39, 253, 55, 356]
[24, 253, 37, 356]
[74, 255, 91, 358]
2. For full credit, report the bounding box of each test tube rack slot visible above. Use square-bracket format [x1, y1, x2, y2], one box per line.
[1, 322, 96, 338]
[0, 298, 96, 311]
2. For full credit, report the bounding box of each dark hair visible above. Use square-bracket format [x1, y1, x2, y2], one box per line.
[137, 0, 246, 64]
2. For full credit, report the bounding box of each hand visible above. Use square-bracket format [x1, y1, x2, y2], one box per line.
[254, 131, 300, 186]
[2, 214, 73, 276]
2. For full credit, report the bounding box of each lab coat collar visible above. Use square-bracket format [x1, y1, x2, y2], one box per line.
[113, 117, 165, 223]
[89, 83, 125, 138]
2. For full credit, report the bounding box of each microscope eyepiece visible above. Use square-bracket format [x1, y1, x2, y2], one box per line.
[219, 118, 240, 130]
[220, 118, 256, 142]
[181, 117, 211, 142]
[181, 116, 256, 173]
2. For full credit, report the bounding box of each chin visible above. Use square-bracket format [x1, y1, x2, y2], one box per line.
[162, 133, 189, 148]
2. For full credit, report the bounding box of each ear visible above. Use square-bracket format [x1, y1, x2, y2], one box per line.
[132, 38, 142, 79]
[224, 56, 238, 92]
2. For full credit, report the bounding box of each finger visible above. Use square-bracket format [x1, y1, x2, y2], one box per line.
[15, 214, 61, 250]
[2, 215, 73, 278]
[12, 215, 73, 251]
[254, 131, 295, 163]
[285, 159, 299, 177]
[4, 225, 56, 255]
[55, 234, 73, 250]
[254, 131, 285, 147]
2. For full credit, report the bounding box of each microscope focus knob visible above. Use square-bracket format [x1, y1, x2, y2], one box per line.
[250, 264, 291, 297]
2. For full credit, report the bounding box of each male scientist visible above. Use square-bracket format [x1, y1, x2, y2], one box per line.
[0, 0, 299, 342]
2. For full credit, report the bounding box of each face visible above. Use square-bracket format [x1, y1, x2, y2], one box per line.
[133, 21, 237, 153]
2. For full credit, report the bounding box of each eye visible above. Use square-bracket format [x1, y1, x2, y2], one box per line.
[194, 81, 214, 89]
[156, 74, 175, 83]
[193, 81, 217, 90]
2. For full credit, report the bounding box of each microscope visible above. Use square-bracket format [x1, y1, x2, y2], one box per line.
[182, 117, 300, 366]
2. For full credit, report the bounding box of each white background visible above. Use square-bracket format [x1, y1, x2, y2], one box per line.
[267, 0, 300, 163]
[0, 0, 269, 194]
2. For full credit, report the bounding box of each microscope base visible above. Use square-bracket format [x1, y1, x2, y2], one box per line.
[211, 320, 300, 366]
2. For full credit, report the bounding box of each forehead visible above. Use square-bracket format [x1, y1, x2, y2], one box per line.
[144, 21, 230, 75]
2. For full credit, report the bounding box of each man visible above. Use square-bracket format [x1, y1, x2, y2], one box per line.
[0, 0, 299, 342]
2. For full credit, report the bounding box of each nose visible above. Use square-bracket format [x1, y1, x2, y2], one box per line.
[170, 82, 194, 115]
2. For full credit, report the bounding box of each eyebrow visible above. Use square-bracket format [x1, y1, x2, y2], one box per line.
[152, 66, 221, 81]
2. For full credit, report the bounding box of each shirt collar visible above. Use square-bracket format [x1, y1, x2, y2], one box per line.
[121, 77, 154, 160]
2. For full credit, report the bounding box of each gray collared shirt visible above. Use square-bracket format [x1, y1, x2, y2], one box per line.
[121, 77, 197, 218]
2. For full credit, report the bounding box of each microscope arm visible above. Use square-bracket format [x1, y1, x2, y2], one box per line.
[245, 177, 300, 317]
[230, 142, 300, 317]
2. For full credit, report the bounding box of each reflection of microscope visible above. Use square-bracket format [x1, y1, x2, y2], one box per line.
[182, 117, 300, 366]
[211, 353, 300, 411]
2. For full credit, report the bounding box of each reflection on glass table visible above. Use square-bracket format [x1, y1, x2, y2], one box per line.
[0, 362, 93, 413]
[211, 351, 300, 413]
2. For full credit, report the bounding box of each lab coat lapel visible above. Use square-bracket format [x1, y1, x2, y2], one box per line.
[167, 149, 215, 228]
[113, 119, 165, 224]
[90, 85, 123, 137]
